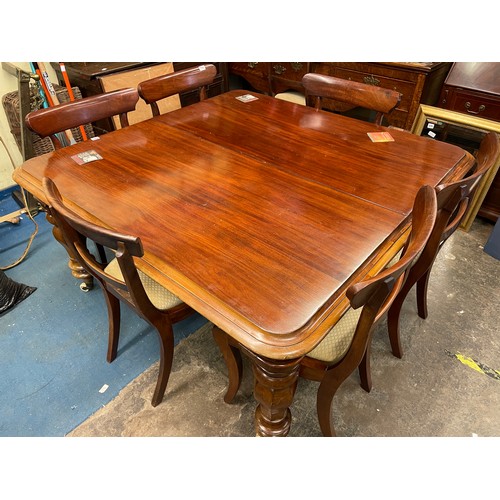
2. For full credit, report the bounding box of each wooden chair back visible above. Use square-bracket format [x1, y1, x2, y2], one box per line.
[138, 64, 217, 117]
[426, 132, 500, 264]
[386, 132, 500, 359]
[301, 73, 401, 125]
[347, 185, 437, 334]
[43, 176, 195, 407]
[25, 88, 140, 148]
[42, 176, 157, 318]
[440, 132, 499, 237]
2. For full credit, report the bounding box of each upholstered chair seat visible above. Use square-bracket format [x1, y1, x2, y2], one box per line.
[274, 91, 306, 105]
[104, 258, 183, 311]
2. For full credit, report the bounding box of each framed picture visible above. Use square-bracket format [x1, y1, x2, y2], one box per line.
[411, 104, 500, 231]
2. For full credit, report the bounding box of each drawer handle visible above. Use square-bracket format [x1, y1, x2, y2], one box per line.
[363, 75, 380, 86]
[291, 62, 303, 72]
[464, 102, 486, 115]
[248, 62, 259, 69]
[273, 64, 286, 75]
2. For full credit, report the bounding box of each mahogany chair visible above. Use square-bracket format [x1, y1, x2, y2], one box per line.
[25, 88, 140, 149]
[213, 185, 438, 436]
[42, 177, 195, 407]
[137, 64, 217, 117]
[387, 131, 500, 359]
[301, 73, 401, 125]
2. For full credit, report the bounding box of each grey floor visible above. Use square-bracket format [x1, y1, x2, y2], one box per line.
[69, 217, 500, 438]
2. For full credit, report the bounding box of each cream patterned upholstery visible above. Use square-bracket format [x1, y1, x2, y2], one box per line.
[308, 248, 404, 364]
[307, 307, 363, 363]
[309, 246, 405, 364]
[105, 258, 183, 310]
[387, 248, 403, 267]
[274, 91, 306, 105]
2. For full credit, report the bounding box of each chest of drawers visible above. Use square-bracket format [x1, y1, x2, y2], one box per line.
[439, 62, 500, 121]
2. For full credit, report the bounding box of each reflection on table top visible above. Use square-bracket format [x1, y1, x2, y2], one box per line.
[14, 90, 473, 359]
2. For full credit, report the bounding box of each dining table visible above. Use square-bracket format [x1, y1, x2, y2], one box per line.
[13, 89, 474, 436]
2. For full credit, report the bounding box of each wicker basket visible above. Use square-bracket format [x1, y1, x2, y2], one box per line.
[2, 84, 94, 157]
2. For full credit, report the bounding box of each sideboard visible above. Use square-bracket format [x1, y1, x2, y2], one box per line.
[228, 62, 452, 130]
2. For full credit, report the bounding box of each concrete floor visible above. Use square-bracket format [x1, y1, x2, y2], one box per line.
[69, 217, 500, 437]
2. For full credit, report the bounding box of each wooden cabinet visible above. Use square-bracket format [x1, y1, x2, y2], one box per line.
[228, 62, 451, 130]
[439, 62, 500, 121]
[52, 62, 153, 98]
[228, 62, 271, 94]
[438, 62, 500, 222]
[269, 62, 311, 94]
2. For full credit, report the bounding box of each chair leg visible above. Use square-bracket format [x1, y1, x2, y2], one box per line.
[317, 333, 377, 436]
[387, 278, 415, 359]
[103, 290, 121, 363]
[212, 326, 243, 403]
[358, 344, 372, 393]
[95, 243, 108, 264]
[316, 368, 349, 437]
[416, 269, 431, 319]
[151, 319, 174, 407]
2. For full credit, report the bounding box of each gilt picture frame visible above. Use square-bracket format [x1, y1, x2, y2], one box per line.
[411, 104, 500, 231]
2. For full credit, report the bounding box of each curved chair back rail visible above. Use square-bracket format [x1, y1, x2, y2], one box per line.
[138, 64, 217, 116]
[42, 176, 195, 407]
[25, 88, 140, 147]
[301, 73, 401, 125]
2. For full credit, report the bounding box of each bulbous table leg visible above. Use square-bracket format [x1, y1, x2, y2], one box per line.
[45, 208, 94, 291]
[245, 349, 302, 437]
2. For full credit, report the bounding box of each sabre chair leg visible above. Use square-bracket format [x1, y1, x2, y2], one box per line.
[212, 326, 243, 403]
[358, 344, 372, 393]
[151, 319, 175, 407]
[316, 371, 347, 437]
[416, 269, 431, 319]
[104, 291, 121, 363]
[387, 280, 414, 359]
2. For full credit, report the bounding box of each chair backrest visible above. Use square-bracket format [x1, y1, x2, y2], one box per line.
[423, 131, 500, 264]
[25, 88, 140, 149]
[42, 176, 157, 316]
[348, 184, 437, 329]
[138, 64, 217, 116]
[301, 73, 401, 125]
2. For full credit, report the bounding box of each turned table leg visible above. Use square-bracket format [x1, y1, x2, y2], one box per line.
[245, 350, 302, 437]
[45, 208, 94, 291]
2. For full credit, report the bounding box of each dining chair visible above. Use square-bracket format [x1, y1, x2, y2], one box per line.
[25, 88, 140, 149]
[387, 131, 500, 359]
[42, 176, 196, 407]
[301, 73, 401, 125]
[137, 64, 217, 117]
[213, 184, 438, 436]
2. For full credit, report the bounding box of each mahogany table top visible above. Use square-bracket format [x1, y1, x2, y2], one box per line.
[14, 90, 473, 359]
